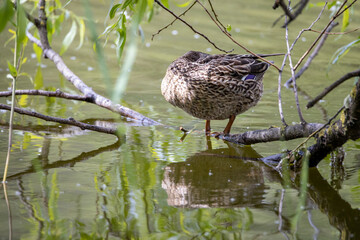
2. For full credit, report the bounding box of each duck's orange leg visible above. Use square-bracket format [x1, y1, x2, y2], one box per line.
[205, 120, 211, 135]
[223, 115, 236, 135]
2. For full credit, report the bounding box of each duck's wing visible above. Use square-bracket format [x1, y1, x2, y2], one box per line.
[209, 57, 268, 80]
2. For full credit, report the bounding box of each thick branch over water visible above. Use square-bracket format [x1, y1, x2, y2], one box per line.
[216, 123, 323, 145]
[26, 32, 160, 126]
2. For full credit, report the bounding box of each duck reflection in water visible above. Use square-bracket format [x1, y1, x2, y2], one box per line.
[162, 142, 279, 208]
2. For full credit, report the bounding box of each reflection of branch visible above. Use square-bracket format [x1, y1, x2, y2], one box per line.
[0, 103, 117, 135]
[0, 118, 120, 138]
[306, 168, 360, 239]
[2, 184, 12, 240]
[5, 138, 122, 181]
[297, 86, 328, 121]
[307, 68, 360, 108]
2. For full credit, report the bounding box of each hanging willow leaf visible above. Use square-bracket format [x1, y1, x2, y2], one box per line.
[176, 1, 191, 7]
[76, 18, 85, 49]
[7, 61, 17, 78]
[0, 0, 14, 33]
[60, 20, 77, 55]
[331, 39, 360, 65]
[341, 6, 349, 32]
[110, 4, 122, 19]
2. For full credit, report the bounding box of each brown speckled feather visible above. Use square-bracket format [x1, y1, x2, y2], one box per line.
[161, 51, 269, 134]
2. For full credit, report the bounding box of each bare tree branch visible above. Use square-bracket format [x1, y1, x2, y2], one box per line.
[278, 54, 288, 126]
[273, 0, 309, 27]
[285, 22, 338, 88]
[151, 1, 197, 40]
[214, 123, 323, 145]
[194, 0, 281, 71]
[273, 0, 295, 20]
[285, 6, 306, 124]
[153, 0, 232, 53]
[0, 103, 117, 135]
[26, 31, 160, 126]
[0, 89, 90, 101]
[307, 69, 360, 108]
[294, 0, 357, 70]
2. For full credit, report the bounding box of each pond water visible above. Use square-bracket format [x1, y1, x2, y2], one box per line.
[0, 0, 360, 239]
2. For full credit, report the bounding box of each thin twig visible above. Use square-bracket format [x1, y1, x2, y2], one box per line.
[278, 54, 288, 126]
[0, 104, 118, 135]
[274, 0, 295, 20]
[154, 0, 232, 53]
[0, 89, 90, 101]
[309, 27, 359, 35]
[283, 0, 309, 27]
[272, 0, 309, 27]
[307, 69, 360, 108]
[291, 106, 345, 154]
[272, 0, 303, 27]
[285, 21, 338, 87]
[151, 1, 197, 40]
[207, 0, 228, 34]
[294, 0, 357, 70]
[26, 31, 160, 126]
[289, 2, 328, 53]
[195, 0, 281, 70]
[284, 7, 306, 124]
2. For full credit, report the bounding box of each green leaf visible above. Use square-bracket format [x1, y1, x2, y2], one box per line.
[110, 4, 122, 19]
[341, 6, 349, 32]
[34, 66, 43, 90]
[116, 16, 127, 60]
[328, 1, 337, 9]
[16, 3, 27, 43]
[76, 18, 85, 49]
[0, 0, 14, 33]
[16, 2, 27, 60]
[226, 24, 232, 32]
[7, 61, 17, 77]
[176, 1, 191, 7]
[331, 39, 360, 64]
[161, 0, 169, 8]
[18, 72, 33, 83]
[147, 0, 154, 9]
[33, 42, 42, 63]
[60, 20, 77, 55]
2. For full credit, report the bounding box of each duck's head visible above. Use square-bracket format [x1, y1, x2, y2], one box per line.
[182, 51, 208, 62]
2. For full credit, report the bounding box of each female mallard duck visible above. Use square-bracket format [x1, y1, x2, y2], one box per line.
[161, 51, 269, 135]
